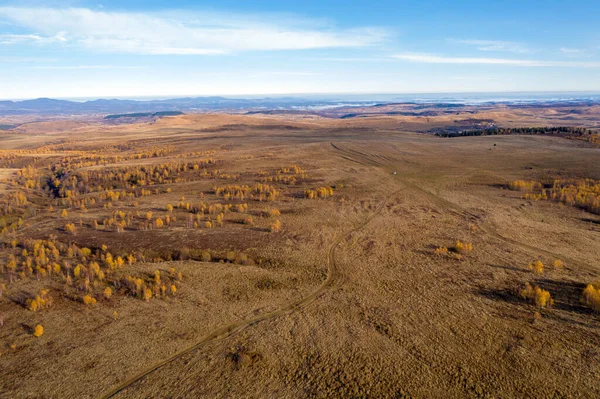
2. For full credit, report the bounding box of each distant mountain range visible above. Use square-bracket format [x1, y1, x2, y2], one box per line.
[2, 93, 600, 116]
[0, 96, 378, 116]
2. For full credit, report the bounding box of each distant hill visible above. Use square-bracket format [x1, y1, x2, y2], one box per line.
[2, 93, 600, 117]
[0, 96, 373, 116]
[103, 111, 184, 120]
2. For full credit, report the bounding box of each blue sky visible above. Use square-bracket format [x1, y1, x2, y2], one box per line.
[1, 0, 600, 99]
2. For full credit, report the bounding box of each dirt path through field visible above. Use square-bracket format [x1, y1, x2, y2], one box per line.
[99, 183, 399, 399]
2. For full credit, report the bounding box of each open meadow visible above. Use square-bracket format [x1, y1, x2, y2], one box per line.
[0, 109, 599, 398]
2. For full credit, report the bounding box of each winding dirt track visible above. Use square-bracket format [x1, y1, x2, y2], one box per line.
[98, 183, 398, 399]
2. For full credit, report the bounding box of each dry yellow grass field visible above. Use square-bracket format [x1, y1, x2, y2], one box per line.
[0, 108, 599, 398]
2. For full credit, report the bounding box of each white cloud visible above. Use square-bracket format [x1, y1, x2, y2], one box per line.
[0, 32, 67, 45]
[394, 53, 600, 67]
[0, 56, 57, 62]
[0, 7, 387, 55]
[250, 71, 322, 77]
[450, 76, 500, 81]
[448, 39, 531, 53]
[28, 65, 147, 70]
[560, 47, 585, 54]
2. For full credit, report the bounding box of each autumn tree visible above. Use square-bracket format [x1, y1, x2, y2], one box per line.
[270, 219, 281, 232]
[582, 282, 600, 312]
[520, 282, 554, 308]
[529, 260, 544, 275]
[33, 324, 44, 337]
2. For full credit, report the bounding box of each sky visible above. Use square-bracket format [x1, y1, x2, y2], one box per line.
[1, 0, 600, 99]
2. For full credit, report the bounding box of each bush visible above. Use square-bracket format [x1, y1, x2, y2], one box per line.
[33, 324, 44, 337]
[434, 247, 448, 256]
[454, 241, 473, 254]
[270, 220, 281, 232]
[520, 282, 554, 308]
[82, 294, 97, 306]
[64, 223, 77, 235]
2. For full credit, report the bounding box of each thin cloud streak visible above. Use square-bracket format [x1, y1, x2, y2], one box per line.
[0, 7, 388, 55]
[0, 32, 67, 45]
[448, 39, 531, 53]
[394, 53, 600, 67]
[28, 65, 148, 70]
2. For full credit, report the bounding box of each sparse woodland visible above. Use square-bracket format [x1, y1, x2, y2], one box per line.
[0, 143, 340, 328]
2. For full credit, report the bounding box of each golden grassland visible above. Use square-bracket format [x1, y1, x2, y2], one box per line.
[0, 110, 599, 398]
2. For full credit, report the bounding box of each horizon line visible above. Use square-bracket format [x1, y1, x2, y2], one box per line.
[4, 90, 600, 102]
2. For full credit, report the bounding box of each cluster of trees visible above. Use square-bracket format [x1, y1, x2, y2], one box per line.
[436, 126, 599, 146]
[26, 289, 52, 311]
[174, 248, 255, 265]
[510, 178, 600, 215]
[0, 237, 182, 308]
[582, 282, 600, 312]
[304, 186, 334, 199]
[42, 146, 176, 171]
[509, 180, 543, 192]
[45, 158, 217, 199]
[527, 259, 564, 275]
[115, 268, 179, 301]
[547, 179, 600, 215]
[214, 184, 280, 201]
[520, 282, 554, 308]
[258, 165, 310, 185]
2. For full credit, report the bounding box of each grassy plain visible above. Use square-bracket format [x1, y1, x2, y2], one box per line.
[0, 107, 599, 398]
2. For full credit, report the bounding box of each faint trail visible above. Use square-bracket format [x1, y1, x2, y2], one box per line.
[98, 186, 397, 399]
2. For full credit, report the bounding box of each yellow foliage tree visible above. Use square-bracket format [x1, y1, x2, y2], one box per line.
[529, 260, 544, 275]
[582, 282, 600, 312]
[520, 282, 554, 308]
[434, 247, 448, 256]
[82, 294, 97, 306]
[33, 324, 44, 337]
[64, 223, 77, 235]
[454, 241, 473, 254]
[270, 219, 281, 232]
